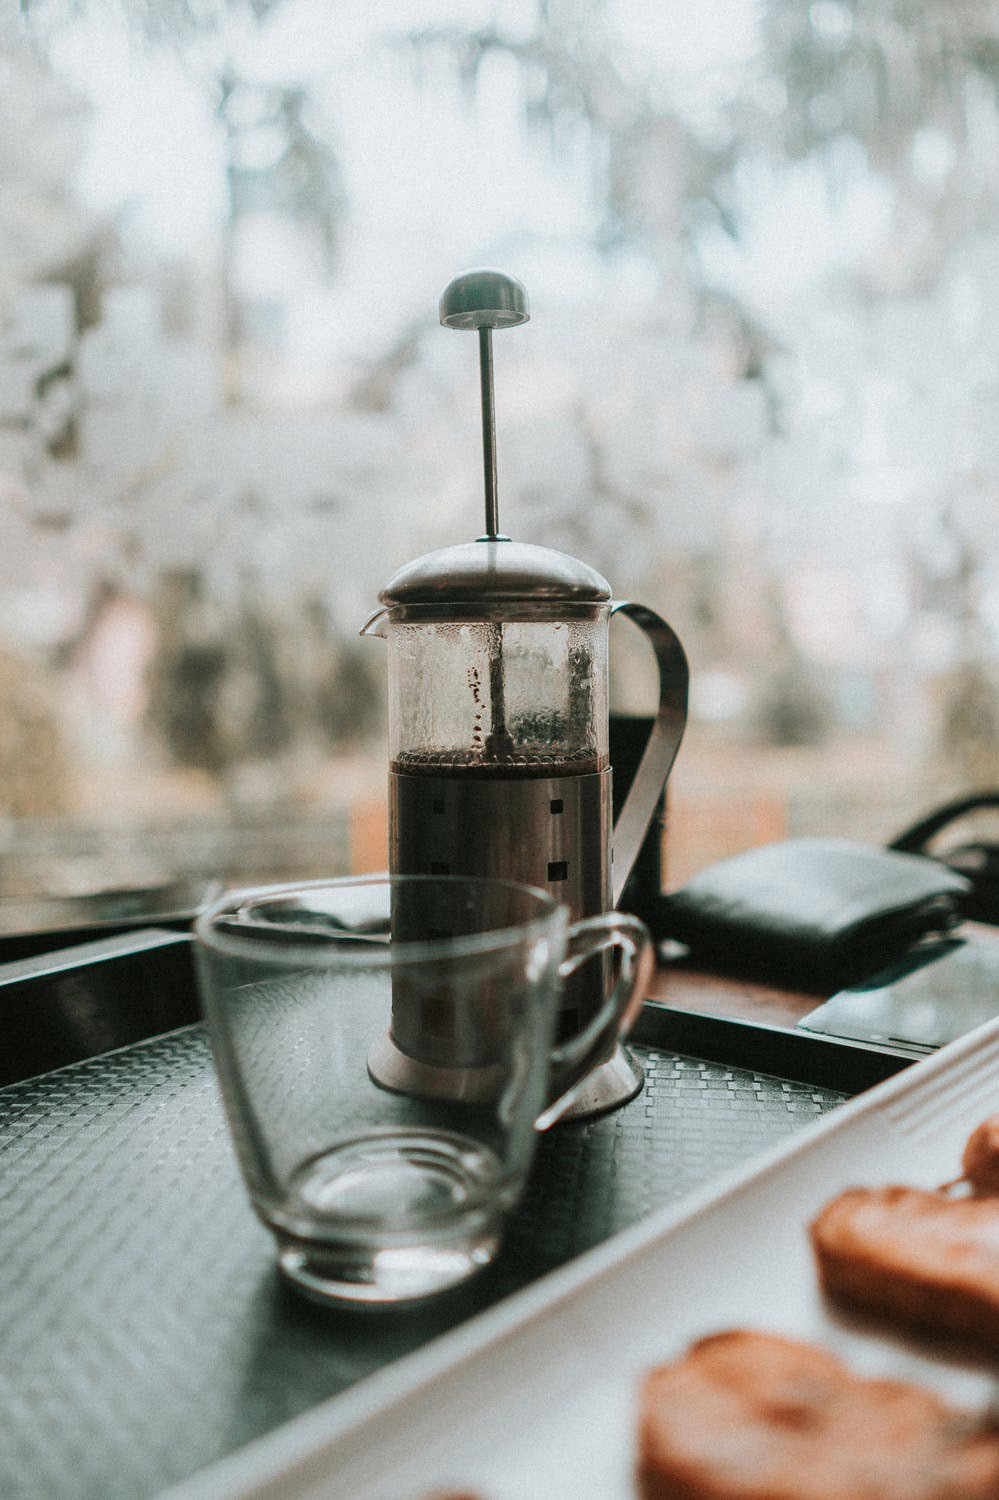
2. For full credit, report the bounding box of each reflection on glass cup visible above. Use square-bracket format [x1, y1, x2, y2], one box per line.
[194, 875, 652, 1308]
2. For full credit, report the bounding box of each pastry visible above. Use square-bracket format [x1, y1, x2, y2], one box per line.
[810, 1183, 999, 1349]
[637, 1328, 999, 1499]
[963, 1116, 999, 1195]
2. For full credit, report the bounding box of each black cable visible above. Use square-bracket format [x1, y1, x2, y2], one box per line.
[888, 790, 999, 852]
[889, 791, 999, 925]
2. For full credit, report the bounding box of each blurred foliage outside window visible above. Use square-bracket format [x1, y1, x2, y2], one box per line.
[1, 0, 998, 897]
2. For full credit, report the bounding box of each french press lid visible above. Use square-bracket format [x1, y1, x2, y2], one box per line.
[379, 540, 611, 608]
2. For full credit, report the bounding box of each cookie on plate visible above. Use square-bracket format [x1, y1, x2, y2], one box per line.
[637, 1328, 999, 1500]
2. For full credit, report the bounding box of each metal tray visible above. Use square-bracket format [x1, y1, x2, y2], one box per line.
[166, 1016, 999, 1500]
[0, 880, 220, 962]
[0, 934, 905, 1500]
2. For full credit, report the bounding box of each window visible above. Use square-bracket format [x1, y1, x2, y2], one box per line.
[2, 0, 997, 899]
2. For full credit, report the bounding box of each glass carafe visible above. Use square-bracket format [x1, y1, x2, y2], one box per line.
[363, 535, 688, 1112]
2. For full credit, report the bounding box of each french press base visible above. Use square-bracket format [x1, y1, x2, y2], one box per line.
[367, 1032, 643, 1117]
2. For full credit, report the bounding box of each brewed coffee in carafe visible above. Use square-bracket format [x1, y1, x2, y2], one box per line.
[363, 269, 688, 1116]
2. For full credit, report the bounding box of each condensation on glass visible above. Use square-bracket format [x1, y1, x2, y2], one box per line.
[383, 604, 609, 779]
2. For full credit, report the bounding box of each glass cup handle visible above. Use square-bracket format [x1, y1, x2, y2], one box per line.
[535, 911, 654, 1131]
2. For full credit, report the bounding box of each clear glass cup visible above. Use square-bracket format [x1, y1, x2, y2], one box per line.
[193, 875, 652, 1308]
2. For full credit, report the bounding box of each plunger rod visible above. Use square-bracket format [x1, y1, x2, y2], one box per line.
[478, 326, 499, 539]
[476, 326, 511, 748]
[438, 269, 530, 756]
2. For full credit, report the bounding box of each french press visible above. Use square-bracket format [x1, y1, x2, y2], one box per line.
[363, 269, 688, 1116]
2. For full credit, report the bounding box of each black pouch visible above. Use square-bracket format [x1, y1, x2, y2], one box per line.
[659, 837, 971, 993]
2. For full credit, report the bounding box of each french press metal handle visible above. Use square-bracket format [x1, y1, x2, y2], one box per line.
[609, 602, 689, 907]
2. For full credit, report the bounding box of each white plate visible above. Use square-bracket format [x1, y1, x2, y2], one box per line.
[165, 1017, 999, 1500]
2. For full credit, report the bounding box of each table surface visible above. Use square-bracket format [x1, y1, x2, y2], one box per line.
[648, 918, 999, 1029]
[648, 958, 820, 1029]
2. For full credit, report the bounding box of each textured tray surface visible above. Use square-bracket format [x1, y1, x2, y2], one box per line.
[0, 1024, 845, 1500]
